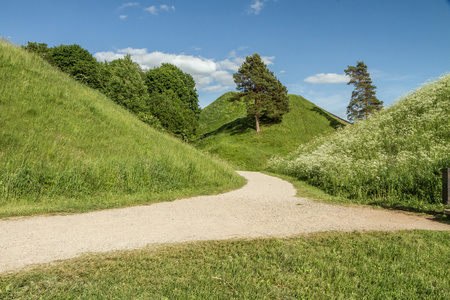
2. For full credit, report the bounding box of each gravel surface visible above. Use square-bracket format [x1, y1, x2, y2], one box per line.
[1, 171, 449, 273]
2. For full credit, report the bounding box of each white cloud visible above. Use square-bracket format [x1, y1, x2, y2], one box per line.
[119, 2, 140, 10]
[94, 51, 124, 62]
[280, 70, 286, 74]
[248, 0, 266, 15]
[212, 70, 235, 86]
[200, 85, 232, 93]
[247, 0, 279, 15]
[144, 4, 175, 15]
[117, 47, 148, 56]
[144, 6, 158, 15]
[261, 56, 275, 65]
[304, 73, 350, 84]
[94, 48, 279, 99]
[217, 58, 242, 72]
[94, 48, 238, 92]
[160, 5, 175, 12]
[119, 15, 127, 19]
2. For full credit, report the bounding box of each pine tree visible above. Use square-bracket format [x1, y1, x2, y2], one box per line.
[231, 53, 290, 133]
[344, 61, 383, 121]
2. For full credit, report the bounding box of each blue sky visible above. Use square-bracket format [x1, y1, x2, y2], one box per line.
[2, 0, 450, 119]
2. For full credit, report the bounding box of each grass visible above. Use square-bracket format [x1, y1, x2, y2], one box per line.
[2, 39, 448, 299]
[195, 92, 347, 170]
[197, 91, 248, 136]
[1, 230, 449, 299]
[0, 40, 245, 217]
[268, 74, 450, 212]
[271, 172, 450, 219]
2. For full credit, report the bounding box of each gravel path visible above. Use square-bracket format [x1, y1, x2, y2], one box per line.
[1, 171, 449, 273]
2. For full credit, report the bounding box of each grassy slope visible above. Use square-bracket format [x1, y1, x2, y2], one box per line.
[268, 74, 450, 212]
[195, 92, 346, 170]
[0, 41, 245, 217]
[1, 231, 448, 299]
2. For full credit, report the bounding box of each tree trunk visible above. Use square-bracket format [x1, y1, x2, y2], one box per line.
[255, 114, 261, 134]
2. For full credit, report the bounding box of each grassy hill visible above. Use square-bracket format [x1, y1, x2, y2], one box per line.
[195, 92, 347, 170]
[268, 74, 450, 212]
[0, 40, 245, 217]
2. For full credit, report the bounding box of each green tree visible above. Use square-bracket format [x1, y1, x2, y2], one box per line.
[231, 53, 290, 133]
[22, 41, 50, 59]
[105, 55, 155, 122]
[23, 42, 108, 91]
[147, 90, 197, 140]
[46, 44, 104, 90]
[145, 63, 200, 139]
[344, 61, 383, 121]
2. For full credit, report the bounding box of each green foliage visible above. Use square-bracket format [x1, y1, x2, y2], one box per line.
[22, 42, 204, 137]
[0, 40, 245, 217]
[195, 94, 346, 170]
[345, 61, 383, 121]
[147, 90, 197, 140]
[145, 63, 200, 140]
[104, 55, 148, 111]
[46, 43, 105, 90]
[145, 63, 200, 113]
[102, 55, 167, 130]
[2, 231, 449, 299]
[231, 53, 290, 133]
[268, 74, 450, 211]
[21, 41, 50, 60]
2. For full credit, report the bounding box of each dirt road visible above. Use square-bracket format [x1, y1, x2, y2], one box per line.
[1, 171, 448, 273]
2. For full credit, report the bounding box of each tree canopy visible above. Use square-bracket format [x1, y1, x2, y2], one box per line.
[145, 63, 200, 140]
[105, 54, 148, 111]
[23, 42, 201, 139]
[103, 55, 162, 129]
[344, 61, 383, 121]
[231, 53, 289, 133]
[23, 42, 106, 90]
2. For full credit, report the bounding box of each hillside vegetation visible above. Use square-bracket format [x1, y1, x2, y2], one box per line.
[23, 42, 201, 140]
[0, 40, 244, 217]
[195, 92, 347, 170]
[268, 74, 450, 211]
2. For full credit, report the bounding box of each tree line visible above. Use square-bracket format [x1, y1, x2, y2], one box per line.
[23, 42, 200, 141]
[24, 42, 382, 138]
[24, 43, 293, 136]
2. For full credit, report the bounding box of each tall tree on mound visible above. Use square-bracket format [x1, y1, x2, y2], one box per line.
[345, 61, 383, 121]
[231, 53, 290, 133]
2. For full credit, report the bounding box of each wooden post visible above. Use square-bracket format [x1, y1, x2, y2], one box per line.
[443, 168, 450, 205]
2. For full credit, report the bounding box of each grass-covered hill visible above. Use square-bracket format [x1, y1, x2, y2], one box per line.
[195, 92, 348, 170]
[0, 40, 244, 217]
[268, 74, 450, 212]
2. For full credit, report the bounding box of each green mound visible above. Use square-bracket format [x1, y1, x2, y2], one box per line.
[268, 74, 450, 211]
[0, 40, 244, 217]
[195, 92, 347, 170]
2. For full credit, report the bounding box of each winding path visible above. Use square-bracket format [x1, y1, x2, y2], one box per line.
[1, 171, 449, 273]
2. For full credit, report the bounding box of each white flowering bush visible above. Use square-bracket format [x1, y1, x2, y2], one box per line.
[268, 74, 450, 207]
